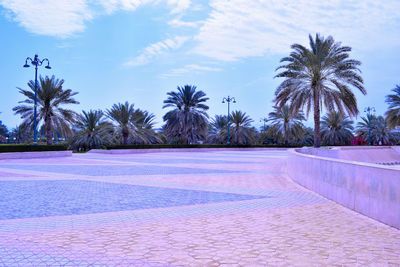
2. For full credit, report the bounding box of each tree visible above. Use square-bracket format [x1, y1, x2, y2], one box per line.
[229, 110, 255, 145]
[130, 109, 162, 144]
[301, 127, 315, 146]
[13, 75, 79, 144]
[207, 115, 228, 144]
[274, 33, 366, 147]
[0, 116, 8, 143]
[69, 110, 115, 151]
[106, 102, 161, 145]
[385, 85, 400, 129]
[356, 115, 394, 145]
[10, 123, 31, 144]
[267, 105, 305, 145]
[163, 85, 209, 144]
[106, 102, 135, 145]
[321, 112, 354, 145]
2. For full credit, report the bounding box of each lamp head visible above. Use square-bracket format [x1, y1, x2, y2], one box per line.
[233, 100, 236, 103]
[45, 65, 51, 69]
[222, 100, 225, 103]
[23, 63, 30, 68]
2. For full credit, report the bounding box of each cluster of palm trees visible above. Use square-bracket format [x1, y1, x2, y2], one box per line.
[2, 34, 400, 149]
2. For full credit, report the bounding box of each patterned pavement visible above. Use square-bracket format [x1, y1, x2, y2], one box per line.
[0, 150, 399, 266]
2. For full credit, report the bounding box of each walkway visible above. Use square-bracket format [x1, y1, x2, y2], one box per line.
[0, 150, 399, 266]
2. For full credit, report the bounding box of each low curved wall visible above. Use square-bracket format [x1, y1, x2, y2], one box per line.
[288, 148, 400, 229]
[0, 151, 72, 160]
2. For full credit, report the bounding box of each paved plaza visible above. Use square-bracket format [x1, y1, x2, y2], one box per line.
[0, 149, 399, 266]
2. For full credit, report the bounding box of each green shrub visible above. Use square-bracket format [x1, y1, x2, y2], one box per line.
[104, 144, 303, 150]
[0, 144, 69, 153]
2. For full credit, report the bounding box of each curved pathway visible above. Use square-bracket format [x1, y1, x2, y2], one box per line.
[0, 150, 399, 266]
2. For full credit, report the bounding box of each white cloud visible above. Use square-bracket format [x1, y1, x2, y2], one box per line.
[193, 0, 400, 61]
[0, 0, 93, 38]
[160, 64, 222, 78]
[0, 0, 191, 37]
[168, 18, 201, 27]
[98, 0, 153, 14]
[167, 0, 190, 14]
[124, 36, 189, 66]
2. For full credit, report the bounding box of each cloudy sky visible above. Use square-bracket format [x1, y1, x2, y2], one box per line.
[0, 0, 399, 129]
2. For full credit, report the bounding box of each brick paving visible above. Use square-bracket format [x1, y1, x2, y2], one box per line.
[0, 150, 399, 266]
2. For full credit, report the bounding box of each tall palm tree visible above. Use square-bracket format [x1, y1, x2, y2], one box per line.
[13, 75, 79, 144]
[321, 112, 354, 145]
[207, 115, 228, 144]
[106, 102, 135, 145]
[267, 105, 305, 145]
[69, 110, 115, 151]
[229, 110, 254, 145]
[274, 34, 366, 147]
[356, 115, 393, 145]
[385, 85, 400, 129]
[163, 85, 209, 144]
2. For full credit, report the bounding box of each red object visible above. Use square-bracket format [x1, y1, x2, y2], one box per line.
[351, 136, 364, 145]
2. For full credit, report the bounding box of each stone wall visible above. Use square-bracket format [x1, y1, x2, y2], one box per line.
[287, 148, 400, 229]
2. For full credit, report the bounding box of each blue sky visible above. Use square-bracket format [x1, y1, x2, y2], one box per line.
[0, 0, 399, 130]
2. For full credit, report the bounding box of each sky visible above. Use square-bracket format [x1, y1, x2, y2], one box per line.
[0, 0, 399, 130]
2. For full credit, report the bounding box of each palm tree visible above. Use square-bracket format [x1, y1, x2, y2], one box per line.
[356, 115, 394, 145]
[69, 110, 115, 151]
[385, 85, 400, 129]
[130, 109, 162, 144]
[0, 117, 8, 141]
[13, 75, 79, 144]
[267, 105, 305, 145]
[106, 102, 135, 145]
[301, 127, 315, 146]
[229, 110, 255, 145]
[321, 112, 354, 145]
[274, 34, 366, 147]
[207, 115, 228, 144]
[10, 123, 31, 144]
[163, 85, 209, 144]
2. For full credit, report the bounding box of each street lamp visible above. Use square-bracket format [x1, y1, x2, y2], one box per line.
[23, 54, 51, 143]
[260, 117, 268, 132]
[222, 96, 236, 144]
[364, 106, 375, 146]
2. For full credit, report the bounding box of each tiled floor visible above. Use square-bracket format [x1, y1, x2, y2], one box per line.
[0, 150, 399, 266]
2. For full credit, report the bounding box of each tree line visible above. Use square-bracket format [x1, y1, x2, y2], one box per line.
[0, 34, 399, 149]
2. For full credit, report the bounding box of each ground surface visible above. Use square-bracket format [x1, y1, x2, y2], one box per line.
[0, 150, 399, 266]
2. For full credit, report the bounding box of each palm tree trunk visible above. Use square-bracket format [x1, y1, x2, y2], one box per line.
[122, 127, 128, 145]
[46, 117, 53, 145]
[313, 88, 321, 148]
[284, 122, 289, 146]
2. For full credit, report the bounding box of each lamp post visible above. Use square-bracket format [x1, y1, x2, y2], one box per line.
[23, 54, 51, 142]
[222, 96, 236, 144]
[364, 106, 375, 146]
[260, 117, 267, 132]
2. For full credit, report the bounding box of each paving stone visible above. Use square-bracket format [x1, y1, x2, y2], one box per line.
[0, 150, 399, 265]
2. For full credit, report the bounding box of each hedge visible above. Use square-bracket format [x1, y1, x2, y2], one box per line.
[0, 144, 69, 153]
[104, 144, 304, 150]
